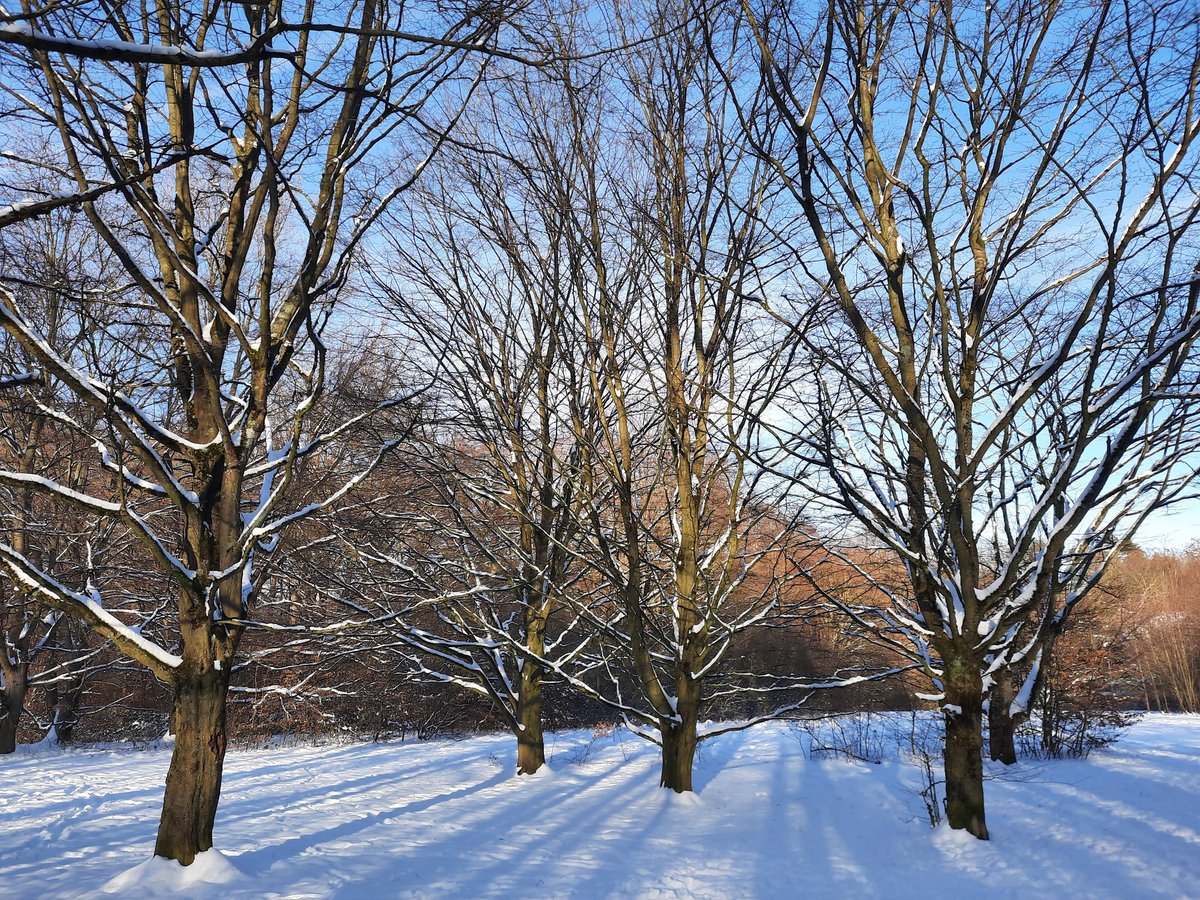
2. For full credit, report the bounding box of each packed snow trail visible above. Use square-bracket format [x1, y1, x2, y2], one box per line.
[3, 716, 1199, 898]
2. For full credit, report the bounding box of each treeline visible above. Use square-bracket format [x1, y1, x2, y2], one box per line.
[8, 542, 1200, 745]
[2, 0, 1200, 863]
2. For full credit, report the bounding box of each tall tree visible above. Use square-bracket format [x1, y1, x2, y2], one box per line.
[0, 0, 514, 863]
[555, 0, 870, 792]
[736, 0, 1200, 837]
[372, 125, 594, 774]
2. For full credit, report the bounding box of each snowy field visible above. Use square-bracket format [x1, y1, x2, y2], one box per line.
[3, 715, 1200, 899]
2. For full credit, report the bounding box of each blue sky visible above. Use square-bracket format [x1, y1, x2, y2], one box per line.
[1137, 499, 1200, 552]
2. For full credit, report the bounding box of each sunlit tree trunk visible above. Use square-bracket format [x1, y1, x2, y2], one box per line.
[154, 664, 232, 864]
[659, 678, 701, 792]
[944, 659, 988, 839]
[516, 603, 547, 775]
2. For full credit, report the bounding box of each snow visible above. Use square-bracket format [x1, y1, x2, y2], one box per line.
[0, 547, 183, 672]
[100, 850, 242, 894]
[0, 21, 283, 64]
[3, 716, 1200, 898]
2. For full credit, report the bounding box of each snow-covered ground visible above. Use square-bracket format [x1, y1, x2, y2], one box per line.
[3, 715, 1200, 899]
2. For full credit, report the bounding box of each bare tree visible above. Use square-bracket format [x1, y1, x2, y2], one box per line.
[0, 204, 145, 752]
[1112, 545, 1200, 713]
[550, 0, 875, 793]
[736, 0, 1200, 837]
[369, 118, 596, 773]
[0, 0, 515, 864]
[353, 2, 877, 792]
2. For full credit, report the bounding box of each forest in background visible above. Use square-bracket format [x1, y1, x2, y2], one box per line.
[8, 532, 1200, 748]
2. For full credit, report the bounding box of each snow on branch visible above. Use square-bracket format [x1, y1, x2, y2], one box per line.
[0, 543, 181, 679]
[0, 18, 296, 66]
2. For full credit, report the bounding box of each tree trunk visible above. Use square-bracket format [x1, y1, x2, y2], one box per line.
[0, 703, 21, 754]
[47, 677, 85, 744]
[988, 675, 1018, 765]
[514, 598, 548, 775]
[943, 660, 988, 839]
[659, 680, 700, 792]
[1040, 658, 1058, 755]
[153, 668, 230, 864]
[660, 721, 698, 792]
[0, 674, 28, 754]
[515, 657, 545, 775]
[49, 622, 87, 744]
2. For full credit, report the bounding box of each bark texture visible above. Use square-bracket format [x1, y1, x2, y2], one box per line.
[943, 662, 989, 839]
[153, 668, 231, 865]
[515, 655, 546, 775]
[988, 677, 1018, 765]
[0, 674, 28, 754]
[659, 680, 700, 792]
